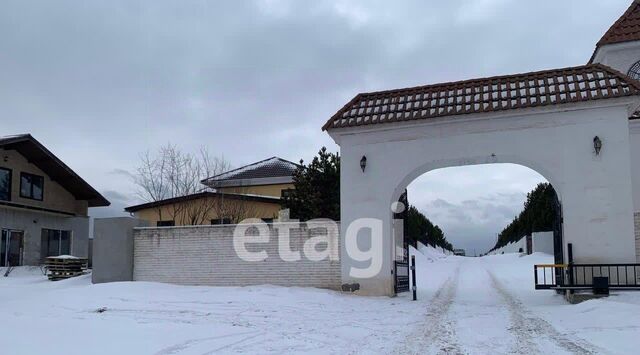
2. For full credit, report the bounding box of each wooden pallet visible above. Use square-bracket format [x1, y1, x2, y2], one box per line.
[44, 257, 88, 281]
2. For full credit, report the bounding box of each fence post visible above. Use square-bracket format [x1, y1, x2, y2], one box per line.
[567, 243, 574, 294]
[411, 255, 417, 301]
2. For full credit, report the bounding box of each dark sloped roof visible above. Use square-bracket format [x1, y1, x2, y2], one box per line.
[124, 191, 280, 213]
[0, 134, 110, 207]
[597, 0, 640, 47]
[202, 157, 300, 187]
[322, 64, 640, 131]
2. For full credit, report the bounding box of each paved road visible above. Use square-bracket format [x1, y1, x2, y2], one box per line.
[396, 257, 605, 355]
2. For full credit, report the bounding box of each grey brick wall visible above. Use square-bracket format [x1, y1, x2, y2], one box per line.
[133, 222, 341, 290]
[635, 213, 640, 262]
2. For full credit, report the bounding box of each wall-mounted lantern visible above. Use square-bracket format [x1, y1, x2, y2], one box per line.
[360, 155, 367, 172]
[593, 136, 602, 156]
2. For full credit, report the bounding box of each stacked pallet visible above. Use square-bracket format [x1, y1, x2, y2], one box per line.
[45, 256, 88, 281]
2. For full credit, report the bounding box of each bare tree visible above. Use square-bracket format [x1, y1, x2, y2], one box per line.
[134, 143, 233, 225]
[209, 191, 259, 224]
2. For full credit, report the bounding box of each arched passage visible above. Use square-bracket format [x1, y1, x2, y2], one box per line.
[390, 156, 563, 208]
[399, 163, 559, 256]
[328, 105, 638, 296]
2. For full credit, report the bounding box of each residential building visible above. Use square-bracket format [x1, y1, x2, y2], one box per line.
[125, 157, 299, 226]
[0, 134, 110, 266]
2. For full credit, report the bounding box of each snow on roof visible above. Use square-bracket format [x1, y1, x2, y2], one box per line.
[202, 157, 299, 185]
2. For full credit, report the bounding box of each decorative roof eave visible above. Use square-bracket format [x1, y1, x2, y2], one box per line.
[207, 176, 294, 188]
[124, 191, 281, 213]
[323, 64, 640, 131]
[0, 134, 110, 207]
[326, 97, 640, 151]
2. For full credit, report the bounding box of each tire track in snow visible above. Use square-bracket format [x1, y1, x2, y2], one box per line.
[486, 269, 606, 355]
[394, 266, 464, 355]
[153, 331, 260, 355]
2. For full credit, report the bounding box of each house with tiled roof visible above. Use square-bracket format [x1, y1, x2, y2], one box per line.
[125, 157, 299, 226]
[202, 156, 299, 197]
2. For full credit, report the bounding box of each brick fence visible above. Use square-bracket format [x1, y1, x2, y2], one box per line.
[133, 222, 341, 290]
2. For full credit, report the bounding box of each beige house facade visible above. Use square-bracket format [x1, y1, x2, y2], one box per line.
[125, 157, 298, 226]
[0, 134, 109, 266]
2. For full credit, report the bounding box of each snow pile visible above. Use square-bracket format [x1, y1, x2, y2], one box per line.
[46, 255, 80, 259]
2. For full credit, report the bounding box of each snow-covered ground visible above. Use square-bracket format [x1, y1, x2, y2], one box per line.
[1, 248, 639, 354]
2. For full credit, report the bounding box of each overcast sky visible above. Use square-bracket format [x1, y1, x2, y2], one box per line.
[0, 0, 631, 253]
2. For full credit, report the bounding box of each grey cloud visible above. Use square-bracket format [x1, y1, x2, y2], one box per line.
[0, 0, 629, 243]
[102, 190, 133, 204]
[109, 169, 135, 180]
[413, 191, 532, 254]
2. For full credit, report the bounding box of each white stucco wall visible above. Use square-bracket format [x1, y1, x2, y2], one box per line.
[629, 120, 640, 263]
[488, 237, 527, 255]
[532, 231, 554, 255]
[629, 122, 640, 212]
[330, 101, 639, 296]
[487, 232, 553, 256]
[594, 43, 640, 262]
[593, 42, 640, 79]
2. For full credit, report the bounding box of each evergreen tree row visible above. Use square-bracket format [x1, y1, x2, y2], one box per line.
[405, 205, 453, 251]
[492, 182, 557, 251]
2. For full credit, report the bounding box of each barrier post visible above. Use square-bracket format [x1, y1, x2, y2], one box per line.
[411, 255, 417, 301]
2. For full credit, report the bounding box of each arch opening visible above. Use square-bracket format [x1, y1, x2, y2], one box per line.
[393, 162, 562, 262]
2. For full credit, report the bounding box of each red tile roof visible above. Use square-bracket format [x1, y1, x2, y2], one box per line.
[322, 64, 640, 131]
[597, 0, 640, 47]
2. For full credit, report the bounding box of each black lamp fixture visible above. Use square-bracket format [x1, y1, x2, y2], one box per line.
[593, 136, 602, 156]
[360, 155, 367, 172]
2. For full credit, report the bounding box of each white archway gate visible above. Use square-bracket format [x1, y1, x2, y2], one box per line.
[324, 65, 640, 296]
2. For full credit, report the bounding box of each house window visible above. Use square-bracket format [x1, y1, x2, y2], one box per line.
[20, 172, 44, 201]
[41, 229, 71, 258]
[211, 218, 232, 225]
[157, 220, 175, 227]
[0, 167, 11, 201]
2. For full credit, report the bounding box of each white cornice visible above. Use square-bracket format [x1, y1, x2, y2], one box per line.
[328, 97, 640, 143]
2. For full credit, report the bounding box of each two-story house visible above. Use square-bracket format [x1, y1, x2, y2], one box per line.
[0, 134, 110, 267]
